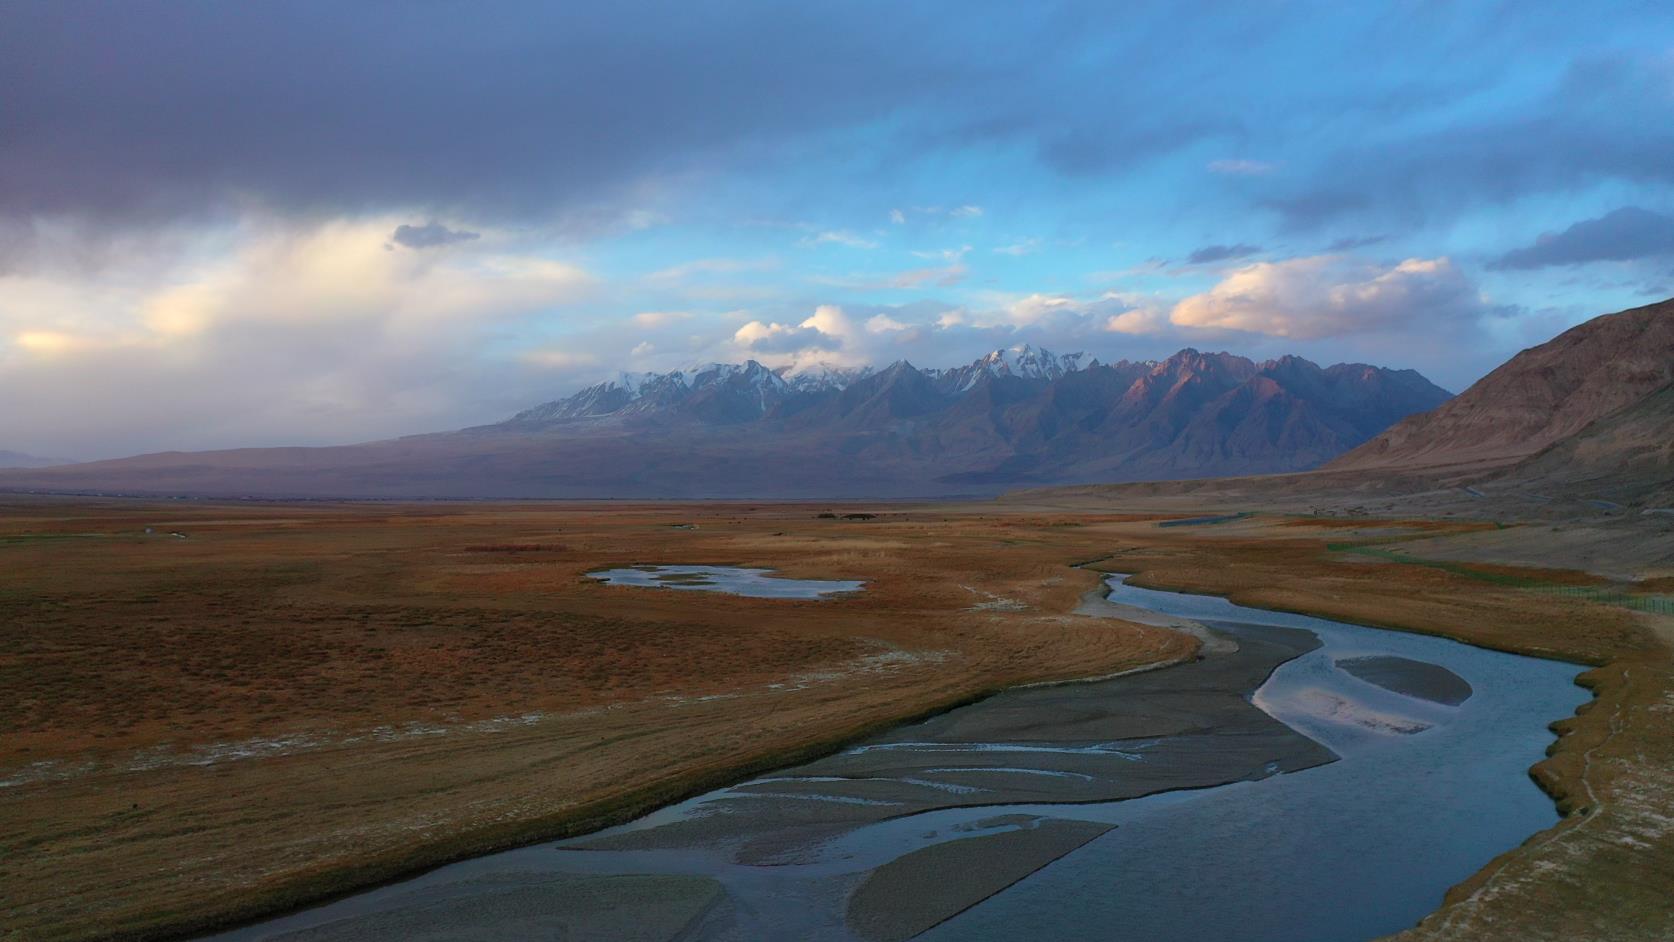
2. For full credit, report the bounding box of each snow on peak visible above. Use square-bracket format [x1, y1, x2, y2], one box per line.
[607, 370, 673, 396]
[675, 360, 787, 390]
[951, 345, 1087, 389]
[781, 363, 874, 392]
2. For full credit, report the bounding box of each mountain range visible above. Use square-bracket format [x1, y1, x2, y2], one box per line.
[0, 346, 1451, 499]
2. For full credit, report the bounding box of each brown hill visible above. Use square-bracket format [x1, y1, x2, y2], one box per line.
[1329, 298, 1674, 473]
[1489, 383, 1674, 507]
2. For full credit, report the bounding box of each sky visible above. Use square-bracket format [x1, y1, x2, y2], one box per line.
[3, 2, 1673, 460]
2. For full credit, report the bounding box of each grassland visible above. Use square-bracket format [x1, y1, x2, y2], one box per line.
[1, 498, 1669, 941]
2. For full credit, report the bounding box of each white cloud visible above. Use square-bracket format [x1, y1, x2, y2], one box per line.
[866, 313, 908, 333]
[13, 330, 88, 355]
[1170, 255, 1485, 339]
[522, 349, 600, 368]
[1104, 305, 1169, 335]
[890, 263, 967, 288]
[911, 245, 971, 262]
[1207, 158, 1277, 176]
[646, 256, 778, 282]
[950, 204, 984, 218]
[1003, 293, 1079, 326]
[631, 310, 692, 328]
[800, 304, 857, 339]
[0, 216, 596, 457]
[732, 305, 854, 360]
[993, 239, 1039, 256]
[801, 230, 879, 249]
[889, 208, 906, 225]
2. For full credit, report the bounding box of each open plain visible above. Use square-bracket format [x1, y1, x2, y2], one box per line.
[2, 497, 1671, 941]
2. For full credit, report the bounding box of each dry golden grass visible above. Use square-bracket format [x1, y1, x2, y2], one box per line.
[1, 499, 1667, 941]
[0, 499, 1190, 941]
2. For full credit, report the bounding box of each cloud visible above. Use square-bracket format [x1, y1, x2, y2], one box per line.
[1185, 243, 1261, 264]
[1264, 52, 1674, 229]
[631, 310, 692, 328]
[1207, 159, 1276, 176]
[13, 330, 87, 356]
[802, 230, 879, 249]
[0, 5, 1025, 232]
[1003, 293, 1080, 326]
[0, 216, 595, 457]
[993, 239, 1039, 256]
[732, 309, 846, 355]
[647, 257, 779, 282]
[1104, 310, 1167, 336]
[522, 349, 599, 368]
[890, 263, 966, 288]
[1170, 255, 1489, 339]
[1325, 234, 1388, 252]
[1488, 207, 1674, 270]
[391, 222, 480, 249]
[891, 205, 986, 224]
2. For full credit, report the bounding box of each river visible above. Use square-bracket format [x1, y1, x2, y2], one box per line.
[208, 575, 1588, 942]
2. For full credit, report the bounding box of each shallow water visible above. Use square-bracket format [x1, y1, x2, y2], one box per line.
[587, 565, 865, 599]
[209, 576, 1587, 942]
[918, 580, 1588, 942]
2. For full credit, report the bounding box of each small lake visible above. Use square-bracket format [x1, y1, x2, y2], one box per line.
[587, 565, 866, 599]
[208, 575, 1587, 942]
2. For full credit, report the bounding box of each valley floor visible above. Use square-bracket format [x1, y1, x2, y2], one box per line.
[0, 498, 1669, 941]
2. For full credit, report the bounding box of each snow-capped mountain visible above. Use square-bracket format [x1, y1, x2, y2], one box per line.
[929, 345, 1092, 393]
[511, 360, 791, 424]
[8, 343, 1453, 500]
[779, 363, 874, 393]
[510, 347, 1094, 426]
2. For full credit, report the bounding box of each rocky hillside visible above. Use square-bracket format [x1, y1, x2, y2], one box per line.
[1330, 298, 1674, 473]
[1490, 383, 1674, 507]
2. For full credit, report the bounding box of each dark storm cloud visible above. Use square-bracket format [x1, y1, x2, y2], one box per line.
[0, 2, 1017, 225]
[2, 3, 1669, 240]
[1185, 243, 1261, 264]
[392, 223, 480, 249]
[1489, 207, 1674, 270]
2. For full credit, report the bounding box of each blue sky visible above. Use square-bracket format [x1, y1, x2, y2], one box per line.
[2, 1, 1672, 458]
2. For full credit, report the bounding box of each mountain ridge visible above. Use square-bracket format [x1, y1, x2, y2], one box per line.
[0, 345, 1452, 499]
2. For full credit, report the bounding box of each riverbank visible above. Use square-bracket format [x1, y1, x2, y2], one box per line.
[1060, 514, 1673, 941]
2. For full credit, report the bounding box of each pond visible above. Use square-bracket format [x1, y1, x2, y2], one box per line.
[586, 565, 866, 599]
